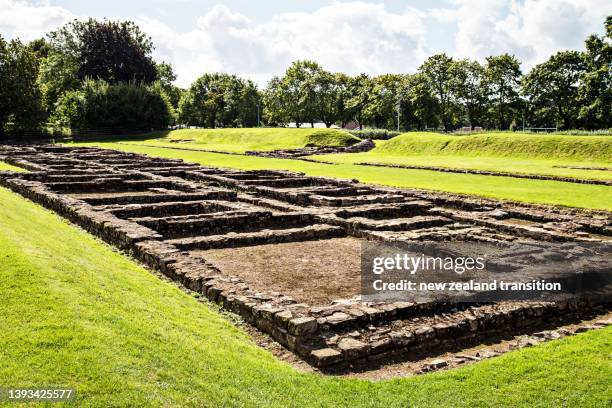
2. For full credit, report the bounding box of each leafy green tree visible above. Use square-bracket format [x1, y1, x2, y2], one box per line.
[40, 19, 158, 116]
[265, 60, 347, 127]
[218, 77, 260, 127]
[404, 73, 439, 130]
[314, 71, 349, 128]
[364, 74, 406, 130]
[27, 38, 51, 59]
[333, 73, 355, 128]
[179, 73, 260, 128]
[263, 76, 290, 126]
[155, 62, 184, 111]
[577, 15, 611, 129]
[418, 54, 456, 130]
[0, 36, 45, 135]
[522, 51, 585, 129]
[38, 44, 80, 115]
[47, 18, 157, 83]
[179, 73, 225, 127]
[450, 59, 488, 129]
[264, 62, 354, 128]
[484, 54, 522, 130]
[282, 60, 323, 127]
[346, 74, 374, 129]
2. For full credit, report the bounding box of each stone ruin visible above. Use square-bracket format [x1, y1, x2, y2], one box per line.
[0, 144, 610, 370]
[245, 138, 375, 158]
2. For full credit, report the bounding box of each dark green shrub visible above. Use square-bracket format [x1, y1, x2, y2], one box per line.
[52, 79, 172, 131]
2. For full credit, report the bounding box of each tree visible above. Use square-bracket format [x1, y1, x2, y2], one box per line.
[333, 73, 354, 128]
[313, 71, 346, 128]
[179, 73, 260, 128]
[419, 54, 456, 130]
[263, 76, 290, 126]
[263, 60, 337, 127]
[485, 54, 522, 130]
[179, 73, 224, 128]
[522, 51, 585, 129]
[27, 38, 51, 59]
[46, 18, 157, 84]
[281, 60, 323, 127]
[404, 73, 439, 130]
[0, 36, 45, 135]
[364, 74, 406, 130]
[218, 77, 260, 127]
[346, 74, 374, 129]
[577, 15, 611, 129]
[38, 43, 80, 115]
[450, 59, 488, 129]
[155, 62, 183, 111]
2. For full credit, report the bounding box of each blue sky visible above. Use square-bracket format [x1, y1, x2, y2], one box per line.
[1, 1, 608, 87]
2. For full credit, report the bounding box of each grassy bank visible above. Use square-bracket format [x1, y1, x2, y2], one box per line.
[312, 132, 612, 181]
[92, 128, 359, 153]
[373, 132, 612, 162]
[70, 142, 612, 210]
[1, 186, 610, 407]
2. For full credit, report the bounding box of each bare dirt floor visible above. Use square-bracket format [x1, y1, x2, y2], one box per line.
[193, 237, 363, 305]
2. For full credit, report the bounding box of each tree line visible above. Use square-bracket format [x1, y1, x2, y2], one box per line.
[0, 16, 610, 136]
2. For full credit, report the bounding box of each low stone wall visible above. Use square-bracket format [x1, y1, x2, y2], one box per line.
[245, 138, 376, 158]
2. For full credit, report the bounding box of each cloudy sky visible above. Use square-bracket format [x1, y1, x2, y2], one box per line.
[1, 0, 609, 87]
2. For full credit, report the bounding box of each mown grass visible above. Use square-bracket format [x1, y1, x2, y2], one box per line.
[313, 153, 612, 181]
[374, 132, 612, 162]
[72, 142, 612, 210]
[1, 186, 611, 407]
[0, 161, 26, 172]
[310, 132, 612, 181]
[98, 128, 359, 153]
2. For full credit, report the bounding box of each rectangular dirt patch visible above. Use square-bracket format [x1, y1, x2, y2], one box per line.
[193, 237, 362, 305]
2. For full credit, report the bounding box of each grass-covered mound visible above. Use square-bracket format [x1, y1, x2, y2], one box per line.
[110, 128, 359, 153]
[1, 186, 610, 407]
[375, 132, 612, 162]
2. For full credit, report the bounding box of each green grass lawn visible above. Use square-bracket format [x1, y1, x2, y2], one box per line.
[374, 132, 612, 161]
[70, 142, 612, 211]
[1, 186, 610, 407]
[91, 128, 359, 153]
[311, 132, 612, 181]
[312, 153, 612, 181]
[0, 161, 26, 172]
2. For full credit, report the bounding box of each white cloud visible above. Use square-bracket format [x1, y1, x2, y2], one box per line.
[141, 3, 429, 87]
[0, 0, 75, 41]
[0, 1, 608, 87]
[439, 0, 609, 70]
